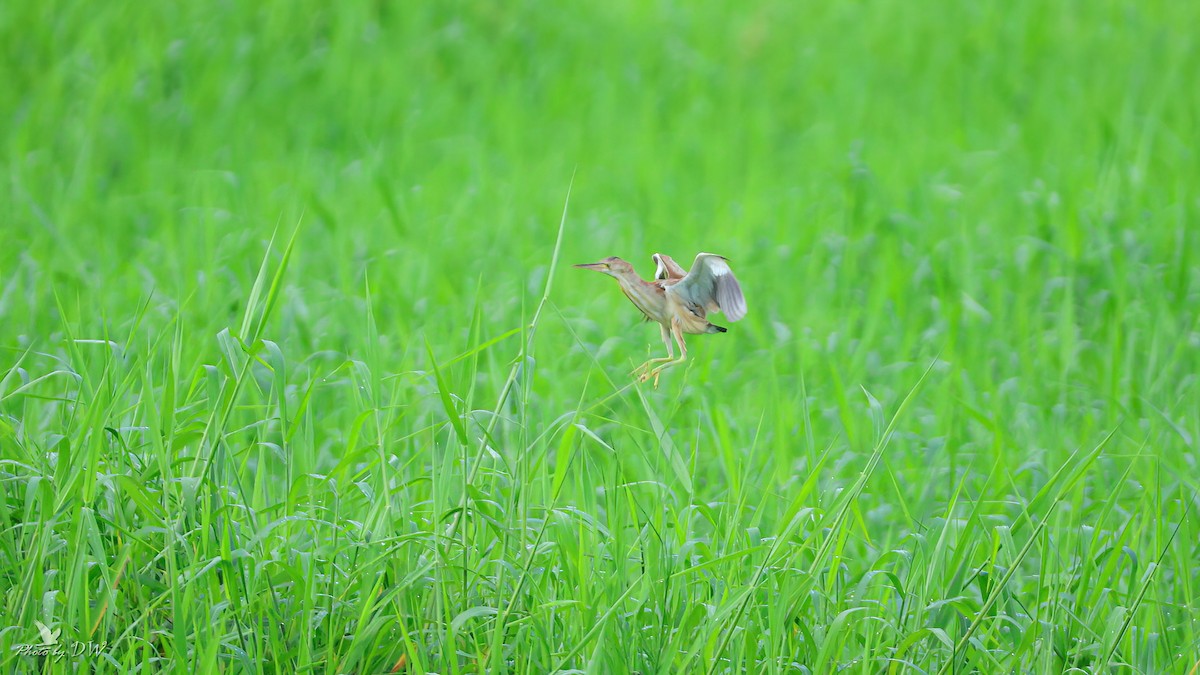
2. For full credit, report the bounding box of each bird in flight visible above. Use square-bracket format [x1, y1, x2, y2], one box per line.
[575, 252, 747, 387]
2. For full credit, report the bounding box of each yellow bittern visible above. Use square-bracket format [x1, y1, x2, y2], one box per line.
[575, 252, 747, 387]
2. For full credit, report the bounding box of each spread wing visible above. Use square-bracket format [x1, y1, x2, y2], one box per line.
[668, 253, 747, 321]
[652, 253, 688, 281]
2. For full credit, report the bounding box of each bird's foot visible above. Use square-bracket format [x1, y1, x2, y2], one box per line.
[632, 359, 670, 377]
[637, 368, 664, 389]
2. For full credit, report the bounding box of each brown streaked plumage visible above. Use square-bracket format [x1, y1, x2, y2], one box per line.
[575, 252, 747, 387]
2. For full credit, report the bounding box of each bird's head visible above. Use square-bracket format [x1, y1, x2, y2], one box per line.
[574, 256, 634, 277]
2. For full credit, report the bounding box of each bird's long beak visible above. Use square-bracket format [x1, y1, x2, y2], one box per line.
[574, 262, 609, 272]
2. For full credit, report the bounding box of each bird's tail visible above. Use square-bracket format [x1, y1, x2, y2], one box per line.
[708, 324, 728, 333]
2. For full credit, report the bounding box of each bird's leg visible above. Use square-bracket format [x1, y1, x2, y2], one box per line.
[641, 320, 688, 388]
[633, 323, 675, 377]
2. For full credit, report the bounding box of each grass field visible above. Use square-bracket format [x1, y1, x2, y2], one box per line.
[3, 0, 1200, 672]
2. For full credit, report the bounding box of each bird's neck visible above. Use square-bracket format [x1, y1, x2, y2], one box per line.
[614, 274, 652, 293]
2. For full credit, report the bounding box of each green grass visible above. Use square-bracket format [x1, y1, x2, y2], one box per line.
[2, 0, 1199, 672]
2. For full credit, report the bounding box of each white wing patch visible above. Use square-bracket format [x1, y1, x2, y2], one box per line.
[704, 255, 732, 276]
[668, 253, 747, 322]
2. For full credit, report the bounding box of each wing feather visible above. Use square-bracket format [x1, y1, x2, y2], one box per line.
[652, 253, 688, 281]
[669, 252, 747, 321]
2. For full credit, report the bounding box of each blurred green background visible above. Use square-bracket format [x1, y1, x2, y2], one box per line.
[2, 0, 1198, 672]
